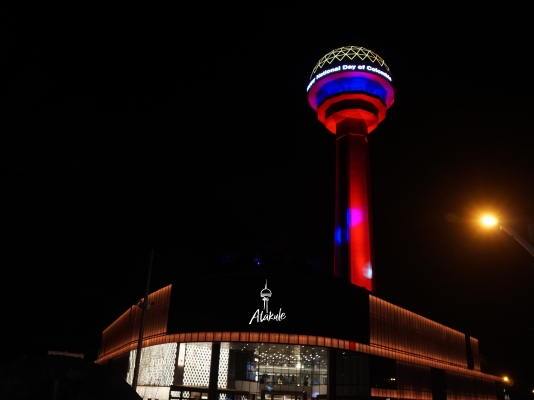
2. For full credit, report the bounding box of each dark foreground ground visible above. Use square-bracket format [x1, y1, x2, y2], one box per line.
[0, 354, 140, 400]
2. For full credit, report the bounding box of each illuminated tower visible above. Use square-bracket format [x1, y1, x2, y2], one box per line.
[307, 46, 395, 291]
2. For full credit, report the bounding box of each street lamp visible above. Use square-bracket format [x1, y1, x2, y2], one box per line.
[481, 216, 498, 227]
[480, 215, 534, 259]
[502, 375, 515, 387]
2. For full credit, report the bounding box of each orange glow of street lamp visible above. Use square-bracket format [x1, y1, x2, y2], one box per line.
[481, 215, 498, 227]
[502, 376, 514, 386]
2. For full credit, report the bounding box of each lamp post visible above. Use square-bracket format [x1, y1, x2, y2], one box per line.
[481, 216, 534, 259]
[481, 219, 533, 398]
[132, 248, 154, 392]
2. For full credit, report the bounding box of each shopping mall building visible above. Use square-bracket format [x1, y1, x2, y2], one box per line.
[96, 272, 502, 400]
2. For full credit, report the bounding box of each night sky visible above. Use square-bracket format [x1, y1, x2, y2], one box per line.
[3, 8, 534, 395]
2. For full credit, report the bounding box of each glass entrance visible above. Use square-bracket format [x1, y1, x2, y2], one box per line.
[261, 390, 307, 400]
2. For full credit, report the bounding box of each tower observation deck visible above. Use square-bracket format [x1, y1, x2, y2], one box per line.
[307, 46, 395, 291]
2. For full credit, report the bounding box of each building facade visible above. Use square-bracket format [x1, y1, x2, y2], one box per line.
[97, 46, 504, 400]
[96, 273, 501, 400]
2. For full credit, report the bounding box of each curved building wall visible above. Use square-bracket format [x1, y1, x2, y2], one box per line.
[97, 279, 501, 400]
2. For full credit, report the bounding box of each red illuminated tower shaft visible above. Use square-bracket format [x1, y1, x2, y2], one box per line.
[334, 119, 374, 290]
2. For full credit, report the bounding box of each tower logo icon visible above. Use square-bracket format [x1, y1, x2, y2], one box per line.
[260, 280, 271, 313]
[249, 280, 286, 324]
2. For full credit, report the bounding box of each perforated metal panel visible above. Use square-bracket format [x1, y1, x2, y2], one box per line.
[218, 343, 230, 389]
[183, 343, 212, 387]
[126, 343, 177, 386]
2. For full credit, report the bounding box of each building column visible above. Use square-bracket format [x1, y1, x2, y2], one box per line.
[208, 343, 221, 400]
[327, 349, 337, 400]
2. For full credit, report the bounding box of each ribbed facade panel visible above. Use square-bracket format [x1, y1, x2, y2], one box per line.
[370, 295, 470, 368]
[99, 285, 172, 359]
[470, 336, 481, 371]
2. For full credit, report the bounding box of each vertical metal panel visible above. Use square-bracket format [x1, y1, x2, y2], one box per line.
[470, 337, 481, 371]
[369, 295, 468, 368]
[99, 285, 172, 359]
